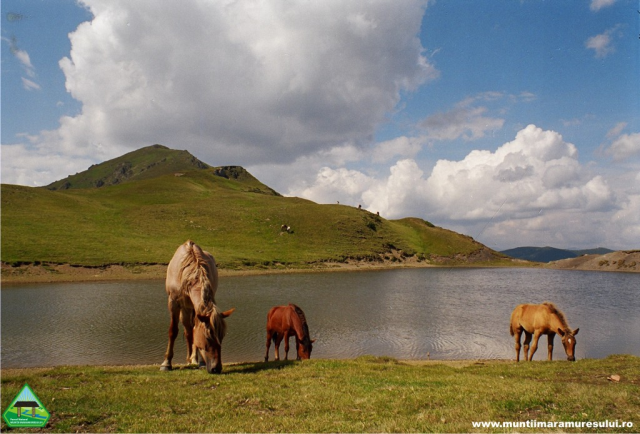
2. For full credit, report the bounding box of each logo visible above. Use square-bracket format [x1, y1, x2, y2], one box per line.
[2, 384, 50, 428]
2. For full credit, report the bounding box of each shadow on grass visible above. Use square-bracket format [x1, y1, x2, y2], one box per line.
[227, 360, 297, 374]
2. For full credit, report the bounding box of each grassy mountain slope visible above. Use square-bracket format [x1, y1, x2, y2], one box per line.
[2, 147, 509, 269]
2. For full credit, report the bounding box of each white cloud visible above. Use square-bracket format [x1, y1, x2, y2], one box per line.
[606, 132, 640, 161]
[585, 25, 622, 58]
[292, 166, 375, 206]
[291, 125, 631, 249]
[419, 106, 505, 141]
[370, 136, 425, 163]
[590, 0, 617, 12]
[606, 122, 627, 139]
[417, 92, 520, 143]
[2, 0, 438, 187]
[3, 36, 40, 89]
[1, 144, 96, 187]
[21, 77, 41, 91]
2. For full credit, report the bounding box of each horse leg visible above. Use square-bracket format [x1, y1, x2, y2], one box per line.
[547, 333, 555, 361]
[283, 331, 291, 360]
[181, 310, 199, 366]
[529, 331, 542, 361]
[161, 301, 180, 371]
[522, 332, 533, 361]
[514, 327, 523, 362]
[265, 331, 273, 362]
[296, 335, 303, 361]
[274, 333, 283, 361]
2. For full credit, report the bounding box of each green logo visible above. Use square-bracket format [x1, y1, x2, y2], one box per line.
[2, 384, 50, 428]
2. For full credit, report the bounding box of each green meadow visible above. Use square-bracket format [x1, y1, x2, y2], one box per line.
[2, 355, 638, 433]
[1, 145, 512, 271]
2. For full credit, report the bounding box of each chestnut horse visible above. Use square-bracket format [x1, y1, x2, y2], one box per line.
[264, 304, 315, 361]
[160, 240, 235, 374]
[510, 302, 579, 362]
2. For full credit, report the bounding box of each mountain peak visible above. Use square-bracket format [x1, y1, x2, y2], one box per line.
[46, 145, 210, 190]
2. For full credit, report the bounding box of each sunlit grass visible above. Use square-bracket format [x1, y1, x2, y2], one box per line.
[2, 170, 510, 270]
[2, 355, 638, 432]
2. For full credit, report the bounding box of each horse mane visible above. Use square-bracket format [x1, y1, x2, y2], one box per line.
[205, 304, 228, 344]
[290, 303, 311, 342]
[542, 302, 570, 332]
[180, 240, 216, 316]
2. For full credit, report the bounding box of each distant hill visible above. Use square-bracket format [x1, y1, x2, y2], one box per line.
[45, 144, 280, 196]
[501, 246, 615, 263]
[545, 250, 639, 272]
[2, 145, 512, 270]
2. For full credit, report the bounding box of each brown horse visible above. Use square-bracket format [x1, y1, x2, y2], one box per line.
[160, 240, 235, 373]
[264, 304, 315, 362]
[510, 302, 579, 362]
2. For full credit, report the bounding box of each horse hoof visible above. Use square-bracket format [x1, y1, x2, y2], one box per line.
[160, 365, 172, 371]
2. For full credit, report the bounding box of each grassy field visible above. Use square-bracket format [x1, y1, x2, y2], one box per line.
[2, 355, 638, 433]
[2, 146, 513, 271]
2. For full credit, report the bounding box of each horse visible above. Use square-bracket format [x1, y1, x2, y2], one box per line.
[264, 304, 315, 362]
[160, 240, 235, 373]
[510, 302, 579, 362]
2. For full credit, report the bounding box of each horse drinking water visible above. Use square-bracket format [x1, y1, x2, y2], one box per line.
[510, 302, 579, 362]
[264, 304, 315, 361]
[160, 240, 235, 373]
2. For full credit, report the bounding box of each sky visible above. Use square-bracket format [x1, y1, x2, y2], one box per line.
[2, 0, 639, 251]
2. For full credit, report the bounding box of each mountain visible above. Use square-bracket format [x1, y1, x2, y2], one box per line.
[45, 144, 279, 196]
[501, 246, 615, 263]
[545, 250, 639, 272]
[2, 145, 511, 270]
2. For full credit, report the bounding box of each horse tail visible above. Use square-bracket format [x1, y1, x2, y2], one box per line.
[510, 323, 514, 337]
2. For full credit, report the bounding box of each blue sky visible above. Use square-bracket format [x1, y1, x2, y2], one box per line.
[2, 0, 639, 250]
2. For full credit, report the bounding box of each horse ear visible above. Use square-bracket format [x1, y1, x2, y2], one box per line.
[557, 328, 565, 336]
[221, 308, 236, 318]
[573, 328, 579, 336]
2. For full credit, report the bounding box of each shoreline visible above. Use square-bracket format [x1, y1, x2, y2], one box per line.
[0, 356, 578, 373]
[3, 250, 637, 284]
[1, 258, 525, 284]
[3, 355, 636, 375]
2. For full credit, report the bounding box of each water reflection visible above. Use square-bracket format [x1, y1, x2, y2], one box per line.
[2, 268, 638, 368]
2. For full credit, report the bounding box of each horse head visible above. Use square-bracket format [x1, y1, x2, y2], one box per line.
[297, 337, 316, 360]
[194, 308, 235, 373]
[557, 327, 579, 361]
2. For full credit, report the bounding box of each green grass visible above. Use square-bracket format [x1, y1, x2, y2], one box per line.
[2, 168, 510, 269]
[2, 355, 638, 432]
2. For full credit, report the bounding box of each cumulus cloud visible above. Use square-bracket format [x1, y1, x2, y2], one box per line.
[2, 0, 439, 186]
[293, 167, 375, 206]
[291, 125, 624, 247]
[1, 143, 96, 186]
[585, 25, 622, 58]
[606, 132, 640, 161]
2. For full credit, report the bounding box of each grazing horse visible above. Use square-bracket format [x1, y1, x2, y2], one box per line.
[510, 302, 579, 362]
[264, 304, 315, 362]
[160, 240, 235, 373]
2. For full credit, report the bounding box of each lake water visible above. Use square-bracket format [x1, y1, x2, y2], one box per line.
[2, 268, 638, 369]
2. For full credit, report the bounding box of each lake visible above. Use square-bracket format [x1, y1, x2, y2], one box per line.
[2, 268, 638, 369]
